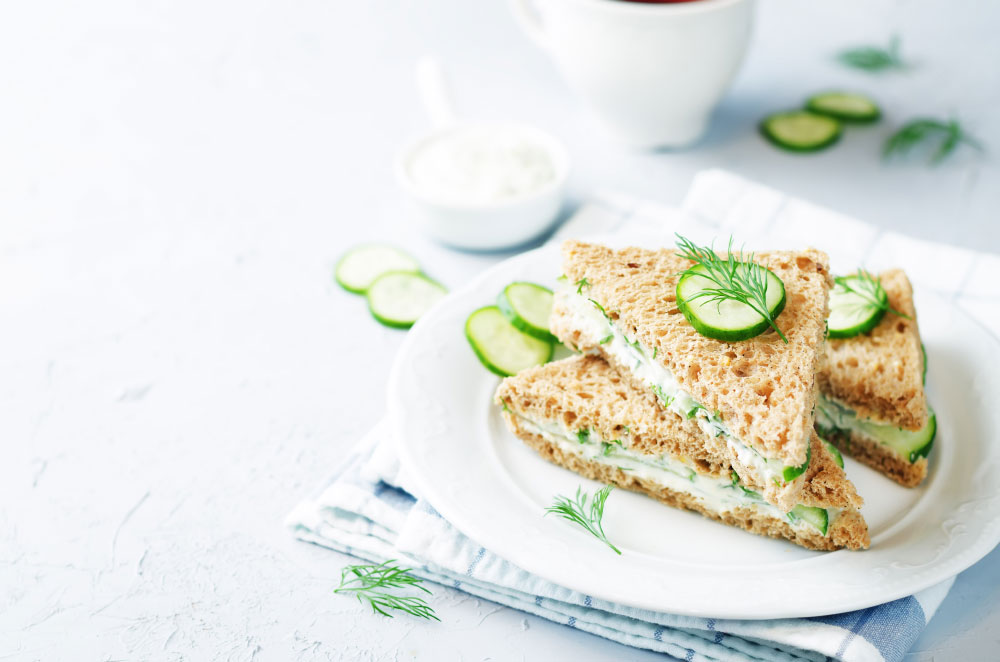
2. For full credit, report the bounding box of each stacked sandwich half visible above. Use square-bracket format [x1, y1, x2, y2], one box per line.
[496, 240, 872, 551]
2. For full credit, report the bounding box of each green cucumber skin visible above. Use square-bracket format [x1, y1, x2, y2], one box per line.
[827, 307, 886, 339]
[496, 283, 557, 343]
[790, 505, 829, 536]
[464, 306, 554, 378]
[818, 411, 936, 465]
[366, 272, 446, 329]
[823, 440, 845, 469]
[908, 414, 936, 463]
[781, 441, 811, 483]
[335, 244, 420, 294]
[759, 113, 842, 153]
[675, 268, 787, 343]
[805, 93, 881, 124]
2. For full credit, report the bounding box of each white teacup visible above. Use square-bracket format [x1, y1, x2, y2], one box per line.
[510, 0, 754, 149]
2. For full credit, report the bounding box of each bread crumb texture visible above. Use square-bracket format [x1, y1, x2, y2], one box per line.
[555, 240, 832, 468]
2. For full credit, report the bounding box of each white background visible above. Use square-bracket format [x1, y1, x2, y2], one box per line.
[2, 0, 998, 660]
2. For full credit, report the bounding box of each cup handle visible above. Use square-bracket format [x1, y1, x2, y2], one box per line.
[509, 0, 547, 50]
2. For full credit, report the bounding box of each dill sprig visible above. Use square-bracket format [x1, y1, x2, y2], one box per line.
[884, 117, 982, 164]
[545, 485, 621, 555]
[836, 35, 908, 72]
[834, 271, 910, 320]
[335, 560, 441, 621]
[674, 234, 788, 343]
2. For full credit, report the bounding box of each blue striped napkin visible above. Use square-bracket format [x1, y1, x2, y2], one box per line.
[288, 170, 976, 662]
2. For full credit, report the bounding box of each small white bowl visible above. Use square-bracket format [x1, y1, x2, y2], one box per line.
[395, 121, 570, 251]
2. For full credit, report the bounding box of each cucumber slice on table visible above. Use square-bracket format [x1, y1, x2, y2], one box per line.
[861, 410, 937, 464]
[676, 263, 786, 342]
[366, 272, 446, 329]
[497, 282, 556, 342]
[760, 111, 842, 152]
[789, 505, 829, 536]
[335, 244, 420, 293]
[466, 306, 554, 377]
[828, 275, 887, 338]
[806, 92, 881, 123]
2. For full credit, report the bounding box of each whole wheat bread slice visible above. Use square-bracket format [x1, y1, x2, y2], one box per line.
[818, 269, 928, 430]
[496, 355, 868, 551]
[553, 241, 832, 470]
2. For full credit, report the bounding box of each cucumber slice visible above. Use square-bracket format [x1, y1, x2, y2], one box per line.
[789, 505, 829, 536]
[335, 244, 420, 293]
[823, 439, 845, 468]
[861, 410, 937, 464]
[806, 92, 881, 123]
[781, 441, 811, 483]
[465, 306, 554, 377]
[497, 282, 556, 342]
[828, 275, 888, 338]
[676, 264, 786, 342]
[366, 272, 446, 329]
[760, 111, 842, 152]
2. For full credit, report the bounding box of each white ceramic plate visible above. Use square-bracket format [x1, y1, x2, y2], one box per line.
[388, 234, 1000, 619]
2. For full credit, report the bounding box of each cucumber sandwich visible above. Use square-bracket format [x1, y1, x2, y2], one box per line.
[550, 241, 833, 513]
[817, 269, 934, 487]
[497, 355, 869, 551]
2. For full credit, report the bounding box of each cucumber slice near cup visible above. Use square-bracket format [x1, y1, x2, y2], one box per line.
[336, 244, 421, 293]
[760, 111, 842, 152]
[676, 264, 786, 342]
[497, 282, 556, 342]
[827, 275, 888, 338]
[806, 92, 881, 123]
[366, 272, 447, 329]
[466, 306, 554, 377]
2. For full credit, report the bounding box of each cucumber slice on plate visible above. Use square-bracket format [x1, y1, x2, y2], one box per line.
[806, 92, 881, 123]
[676, 263, 786, 342]
[366, 272, 447, 329]
[466, 306, 554, 377]
[760, 111, 842, 152]
[789, 505, 829, 536]
[336, 244, 420, 293]
[828, 274, 888, 338]
[497, 282, 556, 342]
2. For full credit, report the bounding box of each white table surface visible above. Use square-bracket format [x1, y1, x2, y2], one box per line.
[2, 1, 998, 660]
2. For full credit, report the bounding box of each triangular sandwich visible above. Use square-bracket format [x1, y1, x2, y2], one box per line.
[551, 240, 832, 512]
[817, 269, 934, 487]
[496, 355, 869, 551]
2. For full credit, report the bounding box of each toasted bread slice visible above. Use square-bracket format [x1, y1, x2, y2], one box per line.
[819, 269, 928, 430]
[552, 241, 832, 508]
[496, 356, 868, 551]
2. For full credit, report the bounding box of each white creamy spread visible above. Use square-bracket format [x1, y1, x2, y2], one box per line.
[515, 415, 827, 533]
[560, 291, 795, 484]
[406, 126, 556, 205]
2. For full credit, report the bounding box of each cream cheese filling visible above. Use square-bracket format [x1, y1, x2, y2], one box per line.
[560, 290, 803, 485]
[515, 415, 831, 534]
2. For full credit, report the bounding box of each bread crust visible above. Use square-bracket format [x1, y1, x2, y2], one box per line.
[818, 269, 928, 431]
[821, 426, 929, 488]
[495, 355, 863, 512]
[556, 241, 831, 469]
[506, 418, 869, 551]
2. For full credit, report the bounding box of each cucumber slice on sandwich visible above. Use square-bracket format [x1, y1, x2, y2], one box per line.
[789, 505, 829, 536]
[466, 306, 554, 377]
[676, 264, 786, 342]
[823, 439, 845, 469]
[367, 272, 447, 329]
[335, 244, 420, 293]
[497, 282, 556, 342]
[760, 111, 842, 152]
[866, 410, 937, 464]
[806, 92, 881, 123]
[827, 274, 888, 338]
